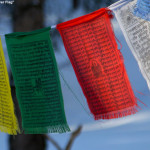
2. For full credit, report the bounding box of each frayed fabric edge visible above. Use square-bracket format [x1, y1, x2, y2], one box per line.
[94, 105, 138, 120]
[23, 124, 71, 134]
[0, 125, 19, 135]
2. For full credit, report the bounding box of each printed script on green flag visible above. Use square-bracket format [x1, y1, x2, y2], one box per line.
[5, 27, 70, 134]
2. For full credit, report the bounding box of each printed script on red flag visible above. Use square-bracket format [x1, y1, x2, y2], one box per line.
[57, 8, 138, 120]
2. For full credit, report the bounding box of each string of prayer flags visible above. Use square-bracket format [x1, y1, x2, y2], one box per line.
[114, 1, 150, 89]
[57, 8, 138, 120]
[133, 0, 150, 21]
[5, 27, 70, 134]
[0, 37, 19, 135]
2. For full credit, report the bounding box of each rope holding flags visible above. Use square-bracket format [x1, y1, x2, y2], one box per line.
[5, 27, 70, 134]
[57, 8, 138, 120]
[0, 37, 19, 135]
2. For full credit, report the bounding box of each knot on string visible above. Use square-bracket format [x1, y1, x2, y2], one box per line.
[106, 8, 114, 19]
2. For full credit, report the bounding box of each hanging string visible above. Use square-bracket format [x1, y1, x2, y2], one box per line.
[51, 25, 56, 29]
[109, 0, 132, 8]
[0, 25, 56, 36]
[57, 48, 91, 116]
[0, 26, 56, 36]
[0, 0, 133, 35]
[59, 70, 93, 118]
[109, 0, 133, 11]
[132, 86, 149, 108]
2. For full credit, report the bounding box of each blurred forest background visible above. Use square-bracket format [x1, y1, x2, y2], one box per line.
[0, 0, 115, 150]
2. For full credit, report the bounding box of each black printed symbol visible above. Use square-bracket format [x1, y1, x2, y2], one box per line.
[32, 78, 44, 96]
[126, 15, 131, 24]
[90, 60, 103, 79]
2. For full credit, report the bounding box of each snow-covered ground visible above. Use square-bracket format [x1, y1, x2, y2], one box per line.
[1, 0, 150, 150]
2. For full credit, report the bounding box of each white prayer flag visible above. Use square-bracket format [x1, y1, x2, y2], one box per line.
[114, 0, 150, 89]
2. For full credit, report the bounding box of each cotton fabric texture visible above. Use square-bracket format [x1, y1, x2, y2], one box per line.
[0, 37, 19, 135]
[133, 0, 150, 21]
[5, 27, 70, 134]
[57, 8, 138, 120]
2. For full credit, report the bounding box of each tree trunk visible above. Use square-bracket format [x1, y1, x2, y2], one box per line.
[13, 0, 44, 32]
[9, 0, 46, 150]
[73, 0, 79, 9]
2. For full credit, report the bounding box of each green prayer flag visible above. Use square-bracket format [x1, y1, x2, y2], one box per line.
[5, 27, 70, 134]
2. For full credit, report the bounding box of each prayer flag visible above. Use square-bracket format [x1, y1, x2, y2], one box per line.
[57, 8, 138, 120]
[5, 27, 70, 134]
[114, 1, 150, 89]
[0, 37, 19, 135]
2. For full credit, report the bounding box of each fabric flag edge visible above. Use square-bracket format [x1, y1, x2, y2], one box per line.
[0, 37, 20, 135]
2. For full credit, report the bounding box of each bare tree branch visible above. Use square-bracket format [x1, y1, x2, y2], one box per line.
[45, 126, 82, 150]
[44, 135, 62, 150]
[65, 126, 82, 150]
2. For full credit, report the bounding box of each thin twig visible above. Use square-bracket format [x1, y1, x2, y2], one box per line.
[65, 126, 82, 150]
[44, 134, 62, 150]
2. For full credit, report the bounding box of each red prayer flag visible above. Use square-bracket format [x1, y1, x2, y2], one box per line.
[57, 8, 138, 120]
